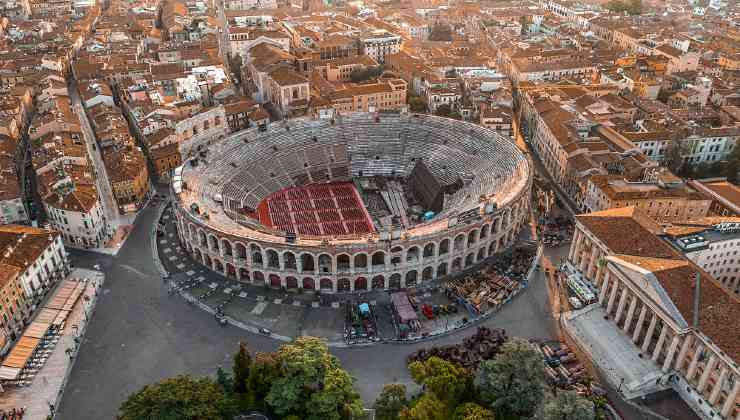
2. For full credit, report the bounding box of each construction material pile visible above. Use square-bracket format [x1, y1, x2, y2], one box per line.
[445, 248, 535, 313]
[406, 327, 508, 369]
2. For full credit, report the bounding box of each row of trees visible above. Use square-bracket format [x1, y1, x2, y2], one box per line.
[119, 337, 364, 420]
[665, 137, 740, 182]
[374, 338, 597, 420]
[118, 336, 601, 420]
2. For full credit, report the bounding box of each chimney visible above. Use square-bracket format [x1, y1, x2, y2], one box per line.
[692, 272, 700, 329]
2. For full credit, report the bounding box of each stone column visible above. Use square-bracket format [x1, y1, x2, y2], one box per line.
[622, 297, 638, 333]
[632, 306, 648, 343]
[598, 272, 611, 304]
[675, 335, 693, 371]
[721, 379, 739, 418]
[641, 313, 658, 353]
[594, 257, 606, 287]
[580, 240, 591, 273]
[709, 367, 728, 405]
[568, 228, 581, 262]
[686, 344, 704, 381]
[586, 247, 599, 280]
[606, 280, 620, 314]
[697, 355, 718, 393]
[662, 335, 681, 372]
[651, 325, 668, 362]
[297, 257, 303, 274]
[614, 289, 630, 324]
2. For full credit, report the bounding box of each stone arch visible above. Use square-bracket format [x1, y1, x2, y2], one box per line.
[467, 230, 478, 247]
[390, 246, 402, 265]
[239, 268, 249, 281]
[320, 278, 333, 291]
[284, 251, 297, 270]
[226, 263, 236, 278]
[266, 249, 280, 269]
[214, 258, 224, 273]
[235, 242, 247, 259]
[355, 277, 367, 291]
[406, 246, 420, 263]
[286, 276, 298, 289]
[465, 253, 475, 267]
[405, 270, 418, 287]
[301, 253, 315, 272]
[480, 224, 490, 239]
[253, 271, 265, 284]
[221, 239, 233, 256]
[208, 234, 220, 253]
[477, 247, 486, 261]
[437, 263, 448, 277]
[337, 278, 351, 292]
[451, 257, 462, 272]
[422, 266, 434, 281]
[269, 274, 281, 288]
[318, 254, 333, 273]
[198, 230, 207, 247]
[439, 239, 450, 255]
[423, 242, 436, 259]
[336, 254, 351, 271]
[251, 244, 263, 267]
[371, 251, 386, 267]
[372, 275, 385, 289]
[389, 273, 402, 289]
[454, 234, 465, 251]
[302, 277, 315, 289]
[354, 253, 368, 269]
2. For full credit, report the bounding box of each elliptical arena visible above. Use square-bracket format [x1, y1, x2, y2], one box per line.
[172, 113, 532, 293]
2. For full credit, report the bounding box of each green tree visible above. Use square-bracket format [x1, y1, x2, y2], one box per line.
[399, 394, 448, 420]
[665, 137, 690, 176]
[118, 375, 233, 420]
[374, 384, 409, 420]
[216, 366, 234, 396]
[247, 351, 281, 402]
[408, 356, 472, 408]
[474, 338, 545, 417]
[542, 389, 595, 420]
[407, 95, 427, 113]
[233, 341, 252, 394]
[453, 402, 496, 420]
[265, 336, 364, 420]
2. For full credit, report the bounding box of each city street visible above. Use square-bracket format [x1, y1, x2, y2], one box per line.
[67, 80, 122, 231]
[56, 197, 558, 419]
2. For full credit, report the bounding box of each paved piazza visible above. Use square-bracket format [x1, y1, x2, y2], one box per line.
[55, 194, 557, 419]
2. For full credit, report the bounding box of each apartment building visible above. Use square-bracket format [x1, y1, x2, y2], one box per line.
[584, 174, 712, 222]
[361, 31, 402, 65]
[324, 78, 407, 113]
[0, 225, 70, 348]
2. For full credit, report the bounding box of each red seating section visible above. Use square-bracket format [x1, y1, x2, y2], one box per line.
[257, 182, 375, 237]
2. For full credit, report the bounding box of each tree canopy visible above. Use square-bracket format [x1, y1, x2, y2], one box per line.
[399, 394, 449, 420]
[374, 383, 409, 420]
[118, 375, 234, 420]
[408, 356, 473, 408]
[474, 338, 545, 417]
[604, 0, 642, 15]
[542, 389, 596, 420]
[265, 336, 364, 420]
[453, 402, 496, 420]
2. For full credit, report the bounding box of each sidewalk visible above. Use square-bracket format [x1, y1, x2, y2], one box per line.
[0, 269, 103, 420]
